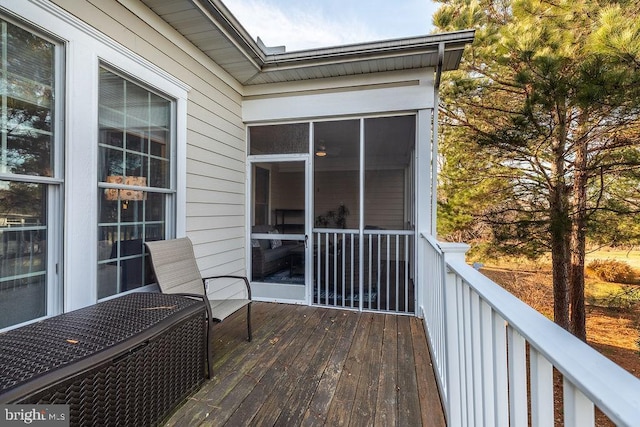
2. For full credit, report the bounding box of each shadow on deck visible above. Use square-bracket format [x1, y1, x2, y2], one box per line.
[165, 302, 445, 426]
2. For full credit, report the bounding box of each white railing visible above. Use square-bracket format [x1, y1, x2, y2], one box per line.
[419, 233, 640, 426]
[313, 229, 414, 313]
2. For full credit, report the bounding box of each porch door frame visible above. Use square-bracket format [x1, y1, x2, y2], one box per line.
[246, 153, 312, 304]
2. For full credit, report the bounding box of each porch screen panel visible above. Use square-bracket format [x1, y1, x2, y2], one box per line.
[0, 20, 58, 329]
[97, 67, 173, 299]
[249, 123, 308, 155]
[313, 120, 359, 306]
[364, 116, 416, 313]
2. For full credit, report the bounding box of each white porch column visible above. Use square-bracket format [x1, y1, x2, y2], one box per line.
[439, 241, 470, 426]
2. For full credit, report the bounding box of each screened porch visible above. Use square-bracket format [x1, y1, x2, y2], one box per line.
[248, 116, 418, 314]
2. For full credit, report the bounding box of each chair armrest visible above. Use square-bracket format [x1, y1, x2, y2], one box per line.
[167, 292, 213, 322]
[202, 275, 252, 300]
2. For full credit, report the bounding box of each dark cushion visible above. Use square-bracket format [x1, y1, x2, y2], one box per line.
[252, 225, 276, 250]
[261, 245, 291, 263]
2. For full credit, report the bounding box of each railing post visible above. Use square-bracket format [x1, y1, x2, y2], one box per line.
[440, 242, 470, 427]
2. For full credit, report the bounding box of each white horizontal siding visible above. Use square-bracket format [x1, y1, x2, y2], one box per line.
[364, 170, 405, 230]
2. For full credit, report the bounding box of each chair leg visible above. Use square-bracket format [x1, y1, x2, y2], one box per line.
[247, 302, 252, 342]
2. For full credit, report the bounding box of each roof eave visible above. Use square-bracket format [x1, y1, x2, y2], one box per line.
[261, 30, 475, 72]
[192, 0, 265, 69]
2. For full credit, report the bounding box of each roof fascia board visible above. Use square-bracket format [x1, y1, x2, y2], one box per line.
[192, 0, 265, 69]
[182, 3, 474, 75]
[261, 30, 475, 69]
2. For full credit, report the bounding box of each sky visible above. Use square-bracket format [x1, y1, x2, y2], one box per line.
[224, 0, 439, 52]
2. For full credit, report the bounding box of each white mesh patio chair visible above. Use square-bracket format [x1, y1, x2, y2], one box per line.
[145, 237, 252, 378]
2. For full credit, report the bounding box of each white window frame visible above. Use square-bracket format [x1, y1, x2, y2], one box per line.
[96, 64, 177, 298]
[0, 0, 189, 313]
[0, 15, 64, 331]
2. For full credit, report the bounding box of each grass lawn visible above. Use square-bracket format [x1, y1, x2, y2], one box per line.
[586, 247, 640, 270]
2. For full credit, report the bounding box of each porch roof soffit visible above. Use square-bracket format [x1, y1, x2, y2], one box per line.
[139, 0, 475, 86]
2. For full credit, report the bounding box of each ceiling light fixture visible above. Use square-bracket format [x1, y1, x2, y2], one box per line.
[315, 145, 327, 157]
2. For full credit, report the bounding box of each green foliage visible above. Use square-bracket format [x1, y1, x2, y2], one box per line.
[587, 284, 640, 311]
[315, 204, 350, 229]
[587, 259, 637, 284]
[434, 0, 640, 255]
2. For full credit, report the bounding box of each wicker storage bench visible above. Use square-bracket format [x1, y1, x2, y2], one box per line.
[0, 292, 207, 426]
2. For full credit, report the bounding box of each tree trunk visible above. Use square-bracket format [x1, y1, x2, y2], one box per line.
[550, 193, 570, 330]
[550, 162, 570, 329]
[570, 131, 589, 341]
[550, 104, 571, 330]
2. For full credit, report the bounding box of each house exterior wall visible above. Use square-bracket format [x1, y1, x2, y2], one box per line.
[0, 0, 439, 324]
[242, 69, 435, 123]
[48, 0, 248, 276]
[0, 0, 248, 318]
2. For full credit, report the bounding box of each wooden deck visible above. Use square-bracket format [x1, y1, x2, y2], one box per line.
[165, 302, 446, 427]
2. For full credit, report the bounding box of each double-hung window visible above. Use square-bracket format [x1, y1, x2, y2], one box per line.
[0, 19, 62, 329]
[97, 67, 174, 298]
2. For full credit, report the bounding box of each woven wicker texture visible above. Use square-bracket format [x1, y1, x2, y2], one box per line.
[24, 315, 205, 426]
[0, 293, 207, 426]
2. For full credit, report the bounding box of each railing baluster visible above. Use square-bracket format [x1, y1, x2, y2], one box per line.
[404, 235, 409, 313]
[480, 300, 496, 426]
[367, 235, 372, 310]
[386, 236, 390, 311]
[470, 291, 484, 424]
[461, 283, 473, 425]
[507, 327, 527, 426]
[341, 232, 345, 307]
[333, 232, 337, 306]
[324, 233, 329, 305]
[493, 311, 509, 427]
[395, 234, 399, 312]
[377, 234, 381, 310]
[316, 233, 321, 304]
[444, 268, 463, 427]
[350, 233, 354, 308]
[563, 378, 595, 426]
[530, 348, 554, 427]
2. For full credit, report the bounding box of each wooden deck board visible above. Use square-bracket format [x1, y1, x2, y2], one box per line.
[274, 310, 356, 426]
[300, 310, 360, 426]
[164, 302, 446, 427]
[350, 312, 384, 426]
[397, 315, 423, 422]
[324, 312, 374, 426]
[375, 314, 399, 426]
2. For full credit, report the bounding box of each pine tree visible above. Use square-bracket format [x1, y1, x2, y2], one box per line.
[435, 0, 640, 339]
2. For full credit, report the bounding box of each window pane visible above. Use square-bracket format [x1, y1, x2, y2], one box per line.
[249, 123, 309, 155]
[1, 21, 55, 177]
[97, 67, 173, 299]
[98, 68, 171, 189]
[0, 181, 47, 328]
[98, 189, 164, 298]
